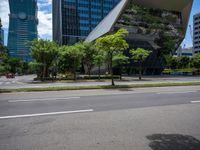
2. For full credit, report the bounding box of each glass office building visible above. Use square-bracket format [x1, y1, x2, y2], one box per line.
[193, 13, 200, 54]
[53, 0, 120, 45]
[7, 0, 38, 61]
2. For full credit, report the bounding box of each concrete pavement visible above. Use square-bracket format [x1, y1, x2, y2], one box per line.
[0, 75, 199, 89]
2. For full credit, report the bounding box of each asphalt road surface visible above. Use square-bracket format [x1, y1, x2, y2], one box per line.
[0, 86, 200, 150]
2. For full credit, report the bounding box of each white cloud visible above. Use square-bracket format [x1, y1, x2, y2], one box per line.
[37, 0, 52, 40]
[0, 0, 9, 29]
[0, 0, 52, 40]
[37, 10, 52, 40]
[38, 0, 52, 9]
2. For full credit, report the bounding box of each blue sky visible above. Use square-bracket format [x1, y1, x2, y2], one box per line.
[0, 0, 200, 48]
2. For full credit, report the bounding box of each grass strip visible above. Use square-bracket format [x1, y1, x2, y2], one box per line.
[1, 82, 200, 93]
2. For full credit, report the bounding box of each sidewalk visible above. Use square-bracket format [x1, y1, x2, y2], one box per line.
[0, 75, 199, 89]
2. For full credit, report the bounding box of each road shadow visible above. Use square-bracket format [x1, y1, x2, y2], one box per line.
[147, 134, 200, 150]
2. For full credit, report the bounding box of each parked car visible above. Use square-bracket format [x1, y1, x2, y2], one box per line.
[6, 73, 15, 78]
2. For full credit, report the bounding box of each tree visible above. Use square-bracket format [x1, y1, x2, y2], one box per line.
[112, 53, 129, 80]
[96, 28, 129, 85]
[0, 45, 9, 74]
[81, 42, 98, 77]
[94, 50, 106, 80]
[130, 48, 151, 80]
[5, 57, 23, 74]
[170, 57, 179, 69]
[164, 55, 179, 69]
[178, 56, 190, 69]
[30, 39, 59, 79]
[162, 36, 176, 55]
[59, 44, 84, 80]
[191, 54, 200, 69]
[28, 61, 43, 77]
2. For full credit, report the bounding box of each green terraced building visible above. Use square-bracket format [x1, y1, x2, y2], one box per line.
[86, 0, 193, 74]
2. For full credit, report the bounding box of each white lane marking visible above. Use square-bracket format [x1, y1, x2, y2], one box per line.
[8, 97, 80, 103]
[157, 91, 197, 94]
[191, 101, 200, 103]
[0, 109, 94, 119]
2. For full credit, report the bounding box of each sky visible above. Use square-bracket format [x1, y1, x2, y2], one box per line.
[0, 0, 200, 48]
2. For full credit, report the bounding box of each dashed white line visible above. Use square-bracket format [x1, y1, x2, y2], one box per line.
[0, 109, 94, 119]
[157, 91, 197, 94]
[191, 100, 200, 103]
[8, 97, 81, 103]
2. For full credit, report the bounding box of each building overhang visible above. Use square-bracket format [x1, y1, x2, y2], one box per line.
[85, 0, 193, 42]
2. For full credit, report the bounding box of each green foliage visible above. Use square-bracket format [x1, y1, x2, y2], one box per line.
[95, 28, 129, 85]
[28, 61, 43, 76]
[0, 45, 8, 60]
[112, 53, 129, 67]
[0, 65, 6, 75]
[94, 50, 105, 67]
[96, 28, 129, 53]
[178, 56, 190, 69]
[81, 42, 98, 75]
[164, 15, 178, 23]
[30, 39, 59, 78]
[165, 55, 191, 70]
[58, 44, 85, 80]
[191, 54, 200, 69]
[93, 50, 106, 80]
[130, 48, 151, 80]
[0, 44, 9, 74]
[162, 68, 198, 75]
[113, 53, 129, 80]
[162, 36, 176, 54]
[130, 48, 151, 62]
[170, 57, 179, 69]
[4, 57, 24, 74]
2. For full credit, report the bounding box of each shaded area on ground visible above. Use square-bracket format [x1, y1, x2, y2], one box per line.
[147, 134, 200, 150]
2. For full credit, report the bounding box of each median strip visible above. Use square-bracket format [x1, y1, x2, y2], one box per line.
[157, 91, 198, 94]
[0, 109, 94, 119]
[1, 82, 200, 93]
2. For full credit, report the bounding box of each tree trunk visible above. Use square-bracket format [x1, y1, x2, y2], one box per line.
[98, 65, 101, 80]
[73, 59, 76, 81]
[42, 64, 46, 80]
[88, 66, 91, 79]
[110, 53, 115, 86]
[139, 62, 142, 80]
[120, 66, 122, 80]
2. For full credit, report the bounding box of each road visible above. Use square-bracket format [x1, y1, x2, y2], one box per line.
[0, 74, 200, 89]
[0, 86, 200, 149]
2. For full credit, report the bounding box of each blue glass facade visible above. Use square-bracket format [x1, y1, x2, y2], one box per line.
[53, 0, 120, 45]
[7, 0, 38, 61]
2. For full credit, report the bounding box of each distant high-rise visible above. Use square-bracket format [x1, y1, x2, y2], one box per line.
[193, 13, 200, 55]
[53, 0, 120, 45]
[0, 18, 4, 45]
[7, 0, 38, 61]
[0, 29, 4, 46]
